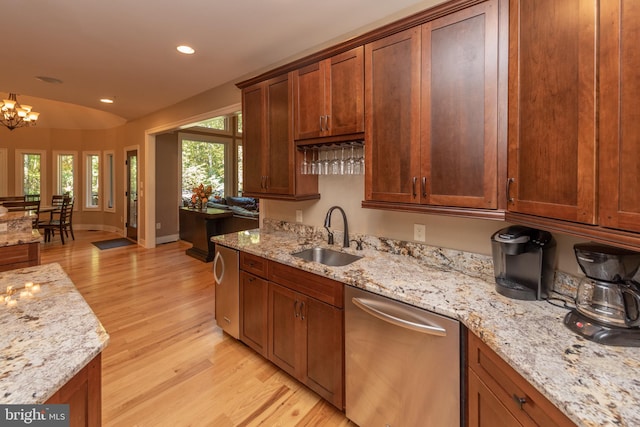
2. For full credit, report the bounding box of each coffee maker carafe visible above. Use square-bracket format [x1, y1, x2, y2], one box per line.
[564, 243, 640, 346]
[491, 226, 556, 300]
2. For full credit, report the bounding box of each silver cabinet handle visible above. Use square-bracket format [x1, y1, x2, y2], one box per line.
[421, 176, 427, 198]
[213, 251, 225, 285]
[352, 297, 447, 336]
[319, 116, 324, 131]
[325, 115, 330, 131]
[412, 177, 418, 198]
[294, 300, 299, 318]
[300, 301, 305, 320]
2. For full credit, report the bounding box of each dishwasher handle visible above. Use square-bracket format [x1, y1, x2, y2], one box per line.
[351, 297, 447, 337]
[213, 251, 225, 285]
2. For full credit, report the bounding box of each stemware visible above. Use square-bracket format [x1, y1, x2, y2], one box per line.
[301, 148, 309, 175]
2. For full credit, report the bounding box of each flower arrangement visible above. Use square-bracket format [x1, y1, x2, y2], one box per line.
[191, 183, 212, 208]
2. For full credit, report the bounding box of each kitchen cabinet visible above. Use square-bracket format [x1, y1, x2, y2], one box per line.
[0, 242, 40, 272]
[237, 252, 344, 409]
[467, 332, 575, 427]
[506, 0, 597, 224]
[239, 253, 269, 357]
[268, 261, 343, 409]
[45, 353, 102, 427]
[364, 0, 503, 216]
[241, 73, 318, 200]
[293, 46, 364, 141]
[599, 0, 640, 233]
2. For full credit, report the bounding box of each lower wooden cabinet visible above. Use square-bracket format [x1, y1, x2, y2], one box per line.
[0, 242, 40, 272]
[239, 271, 269, 357]
[268, 282, 343, 408]
[467, 333, 575, 427]
[45, 353, 102, 427]
[238, 251, 344, 409]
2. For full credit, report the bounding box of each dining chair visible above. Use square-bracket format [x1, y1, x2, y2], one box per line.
[0, 196, 26, 203]
[41, 197, 75, 244]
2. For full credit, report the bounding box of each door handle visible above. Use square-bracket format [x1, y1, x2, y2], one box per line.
[352, 297, 447, 336]
[213, 251, 225, 285]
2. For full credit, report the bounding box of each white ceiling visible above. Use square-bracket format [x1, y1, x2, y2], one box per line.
[2, 0, 444, 129]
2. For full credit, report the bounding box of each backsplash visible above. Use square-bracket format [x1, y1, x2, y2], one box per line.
[262, 218, 581, 299]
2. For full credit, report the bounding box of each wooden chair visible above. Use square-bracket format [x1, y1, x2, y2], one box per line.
[0, 196, 26, 203]
[1, 199, 41, 228]
[41, 197, 75, 244]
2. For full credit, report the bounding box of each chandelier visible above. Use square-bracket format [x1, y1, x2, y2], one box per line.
[0, 93, 40, 131]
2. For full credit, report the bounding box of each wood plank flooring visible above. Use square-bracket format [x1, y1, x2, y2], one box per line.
[40, 231, 354, 427]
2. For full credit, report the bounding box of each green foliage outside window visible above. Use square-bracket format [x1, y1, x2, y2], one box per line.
[182, 140, 225, 199]
[22, 154, 41, 196]
[59, 154, 74, 197]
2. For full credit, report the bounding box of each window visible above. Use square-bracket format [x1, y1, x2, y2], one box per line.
[15, 149, 46, 201]
[236, 113, 243, 135]
[104, 151, 115, 212]
[53, 151, 77, 198]
[180, 133, 229, 201]
[193, 116, 227, 131]
[84, 151, 101, 209]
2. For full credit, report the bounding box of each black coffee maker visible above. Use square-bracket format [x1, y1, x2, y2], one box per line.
[491, 226, 556, 300]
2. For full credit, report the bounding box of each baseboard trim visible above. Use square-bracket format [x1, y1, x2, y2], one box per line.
[156, 234, 179, 245]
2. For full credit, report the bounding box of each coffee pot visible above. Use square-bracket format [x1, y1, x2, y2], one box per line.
[575, 278, 640, 328]
[564, 243, 640, 346]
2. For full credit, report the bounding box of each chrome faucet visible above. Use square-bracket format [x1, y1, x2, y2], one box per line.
[324, 206, 349, 248]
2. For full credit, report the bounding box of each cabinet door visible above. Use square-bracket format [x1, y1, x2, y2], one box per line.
[421, 1, 498, 209]
[468, 371, 522, 427]
[600, 0, 640, 233]
[265, 74, 294, 195]
[242, 83, 266, 195]
[240, 271, 269, 357]
[305, 297, 344, 409]
[507, 0, 597, 224]
[365, 27, 422, 203]
[328, 46, 364, 136]
[293, 62, 324, 140]
[268, 282, 305, 379]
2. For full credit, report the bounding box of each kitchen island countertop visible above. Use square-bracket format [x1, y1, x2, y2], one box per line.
[213, 221, 640, 427]
[0, 263, 109, 404]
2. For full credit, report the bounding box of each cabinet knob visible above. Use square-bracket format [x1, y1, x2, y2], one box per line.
[512, 394, 527, 409]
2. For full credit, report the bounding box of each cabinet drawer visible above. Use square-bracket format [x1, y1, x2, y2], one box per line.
[269, 261, 343, 308]
[468, 332, 575, 427]
[240, 252, 268, 278]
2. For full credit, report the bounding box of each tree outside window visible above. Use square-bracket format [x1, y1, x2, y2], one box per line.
[182, 140, 225, 200]
[22, 153, 41, 196]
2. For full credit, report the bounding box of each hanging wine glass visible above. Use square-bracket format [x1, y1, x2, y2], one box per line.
[301, 148, 309, 175]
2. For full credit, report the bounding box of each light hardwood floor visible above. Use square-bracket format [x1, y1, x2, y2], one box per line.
[40, 230, 354, 427]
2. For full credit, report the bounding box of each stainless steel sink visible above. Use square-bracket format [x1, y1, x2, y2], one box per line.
[292, 247, 362, 267]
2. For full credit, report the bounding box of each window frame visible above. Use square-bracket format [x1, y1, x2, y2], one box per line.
[83, 151, 102, 211]
[179, 132, 233, 199]
[103, 150, 116, 213]
[15, 149, 47, 202]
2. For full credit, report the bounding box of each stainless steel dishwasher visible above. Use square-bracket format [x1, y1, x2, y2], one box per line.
[213, 244, 239, 339]
[345, 285, 461, 427]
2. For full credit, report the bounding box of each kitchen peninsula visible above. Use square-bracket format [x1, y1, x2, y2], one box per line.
[0, 211, 42, 272]
[0, 263, 109, 424]
[213, 219, 640, 427]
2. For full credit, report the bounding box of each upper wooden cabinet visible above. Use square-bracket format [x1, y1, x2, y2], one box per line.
[364, 0, 503, 216]
[241, 73, 319, 200]
[293, 47, 364, 141]
[506, 0, 597, 224]
[599, 0, 640, 233]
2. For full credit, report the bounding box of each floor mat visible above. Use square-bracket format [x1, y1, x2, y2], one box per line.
[92, 238, 135, 250]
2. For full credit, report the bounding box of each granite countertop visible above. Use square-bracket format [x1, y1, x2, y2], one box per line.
[0, 211, 42, 247]
[213, 221, 640, 427]
[0, 263, 109, 404]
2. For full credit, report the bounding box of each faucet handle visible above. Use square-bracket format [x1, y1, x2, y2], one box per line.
[350, 238, 364, 251]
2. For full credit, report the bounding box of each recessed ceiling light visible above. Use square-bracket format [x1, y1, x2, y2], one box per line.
[35, 76, 63, 84]
[100, 98, 114, 104]
[177, 45, 195, 55]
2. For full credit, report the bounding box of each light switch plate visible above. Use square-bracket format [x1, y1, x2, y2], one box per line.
[296, 210, 303, 223]
[414, 224, 426, 242]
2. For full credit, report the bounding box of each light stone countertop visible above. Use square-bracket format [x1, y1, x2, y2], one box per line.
[0, 263, 109, 404]
[0, 211, 42, 247]
[212, 220, 640, 427]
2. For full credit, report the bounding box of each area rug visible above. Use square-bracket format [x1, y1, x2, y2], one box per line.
[92, 238, 135, 250]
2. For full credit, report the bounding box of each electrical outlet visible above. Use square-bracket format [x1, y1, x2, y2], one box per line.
[156, 222, 161, 230]
[296, 210, 303, 223]
[414, 224, 426, 242]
